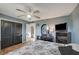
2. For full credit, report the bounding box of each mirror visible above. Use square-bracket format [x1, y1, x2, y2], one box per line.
[41, 24, 48, 35]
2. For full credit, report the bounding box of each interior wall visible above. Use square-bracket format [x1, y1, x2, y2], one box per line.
[69, 4, 79, 44]
[36, 16, 71, 42]
[0, 13, 27, 50]
[0, 20, 1, 49]
[35, 4, 79, 44]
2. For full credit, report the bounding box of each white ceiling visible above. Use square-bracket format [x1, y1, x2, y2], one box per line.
[0, 3, 78, 22]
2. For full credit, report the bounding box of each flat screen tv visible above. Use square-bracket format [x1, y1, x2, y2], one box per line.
[55, 23, 67, 31]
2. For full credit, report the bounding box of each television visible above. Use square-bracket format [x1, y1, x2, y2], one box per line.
[55, 23, 67, 31]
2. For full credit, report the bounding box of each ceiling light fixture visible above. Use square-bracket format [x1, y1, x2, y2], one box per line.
[27, 15, 31, 18]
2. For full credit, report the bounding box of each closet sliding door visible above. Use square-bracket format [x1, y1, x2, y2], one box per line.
[1, 20, 22, 49]
[14, 23, 22, 44]
[1, 21, 13, 49]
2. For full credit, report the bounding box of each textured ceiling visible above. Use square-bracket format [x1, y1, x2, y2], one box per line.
[0, 3, 78, 22]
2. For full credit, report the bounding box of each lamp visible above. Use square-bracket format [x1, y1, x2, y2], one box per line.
[47, 26, 49, 30]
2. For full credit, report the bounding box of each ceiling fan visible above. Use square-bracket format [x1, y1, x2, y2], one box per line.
[16, 7, 40, 20]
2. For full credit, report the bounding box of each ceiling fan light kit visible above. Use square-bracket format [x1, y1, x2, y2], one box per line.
[27, 15, 31, 18]
[16, 6, 41, 21]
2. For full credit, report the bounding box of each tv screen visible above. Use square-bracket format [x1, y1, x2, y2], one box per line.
[55, 23, 67, 31]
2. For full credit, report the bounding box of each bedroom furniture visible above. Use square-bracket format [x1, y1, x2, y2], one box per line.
[1, 20, 22, 49]
[41, 34, 54, 42]
[55, 23, 71, 44]
[37, 36, 41, 40]
[56, 32, 71, 44]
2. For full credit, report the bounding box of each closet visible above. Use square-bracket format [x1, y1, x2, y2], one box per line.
[1, 20, 22, 49]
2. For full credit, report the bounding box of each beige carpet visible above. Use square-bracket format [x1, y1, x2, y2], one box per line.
[6, 40, 79, 55]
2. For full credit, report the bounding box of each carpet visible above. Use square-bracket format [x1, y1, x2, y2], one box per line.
[6, 40, 79, 55]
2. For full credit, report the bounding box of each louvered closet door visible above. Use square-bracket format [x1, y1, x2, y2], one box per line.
[1, 21, 12, 49]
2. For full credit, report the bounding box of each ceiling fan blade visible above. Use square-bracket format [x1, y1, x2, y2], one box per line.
[25, 6, 32, 12]
[16, 9, 26, 13]
[17, 15, 26, 17]
[33, 10, 40, 14]
[28, 7, 32, 12]
[33, 15, 40, 19]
